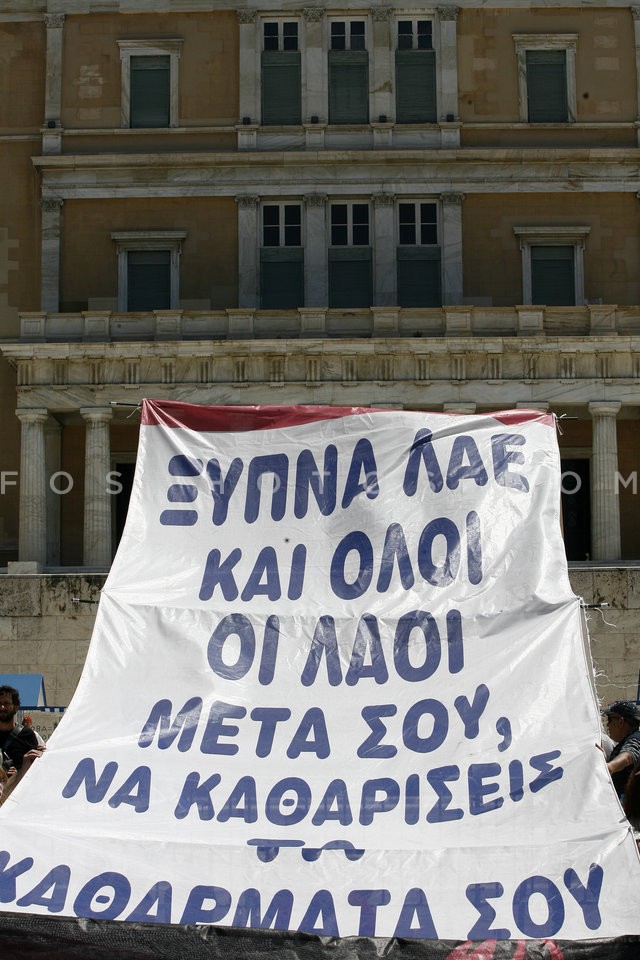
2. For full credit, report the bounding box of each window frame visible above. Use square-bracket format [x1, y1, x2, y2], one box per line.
[263, 19, 300, 52]
[396, 19, 433, 51]
[328, 18, 369, 125]
[513, 226, 590, 306]
[329, 19, 367, 52]
[513, 33, 577, 124]
[117, 39, 182, 129]
[397, 201, 438, 247]
[396, 200, 442, 307]
[111, 231, 186, 311]
[260, 18, 302, 125]
[328, 201, 372, 308]
[329, 201, 371, 247]
[260, 203, 304, 309]
[262, 202, 303, 247]
[394, 18, 437, 124]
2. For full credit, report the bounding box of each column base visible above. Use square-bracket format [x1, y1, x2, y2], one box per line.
[7, 561, 43, 574]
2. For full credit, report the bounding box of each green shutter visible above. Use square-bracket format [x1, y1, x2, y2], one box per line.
[262, 51, 302, 125]
[531, 246, 575, 305]
[130, 56, 170, 128]
[397, 247, 441, 307]
[127, 251, 171, 310]
[328, 51, 369, 124]
[329, 248, 372, 307]
[395, 50, 436, 123]
[260, 248, 304, 308]
[526, 50, 568, 122]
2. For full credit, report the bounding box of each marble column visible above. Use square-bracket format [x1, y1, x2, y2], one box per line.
[237, 10, 259, 124]
[45, 417, 61, 566]
[43, 13, 64, 154]
[305, 194, 328, 307]
[588, 401, 621, 561]
[236, 195, 260, 309]
[437, 7, 460, 122]
[372, 8, 393, 123]
[41, 197, 63, 312]
[16, 409, 49, 565]
[373, 193, 396, 306]
[632, 9, 640, 141]
[81, 407, 113, 568]
[440, 193, 464, 305]
[303, 8, 325, 123]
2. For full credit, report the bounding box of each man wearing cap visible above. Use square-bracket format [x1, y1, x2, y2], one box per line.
[603, 700, 640, 798]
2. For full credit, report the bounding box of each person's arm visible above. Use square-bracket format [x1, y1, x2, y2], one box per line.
[608, 751, 636, 775]
[0, 749, 41, 803]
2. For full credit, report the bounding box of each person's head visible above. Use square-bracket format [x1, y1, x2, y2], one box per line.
[604, 700, 640, 742]
[0, 686, 19, 724]
[22, 716, 32, 727]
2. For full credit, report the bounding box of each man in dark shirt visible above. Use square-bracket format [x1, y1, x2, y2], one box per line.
[603, 700, 640, 798]
[0, 685, 38, 771]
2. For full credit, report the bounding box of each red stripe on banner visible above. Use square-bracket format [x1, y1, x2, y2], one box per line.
[487, 409, 555, 428]
[141, 400, 555, 431]
[141, 400, 377, 431]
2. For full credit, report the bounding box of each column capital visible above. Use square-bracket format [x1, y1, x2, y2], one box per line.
[372, 7, 392, 22]
[373, 192, 395, 207]
[305, 193, 327, 207]
[443, 403, 477, 414]
[44, 13, 65, 28]
[516, 401, 550, 412]
[80, 406, 114, 424]
[632, 7, 640, 20]
[440, 192, 464, 205]
[41, 197, 64, 213]
[237, 9, 257, 24]
[236, 194, 260, 208]
[15, 408, 49, 425]
[437, 6, 460, 21]
[303, 7, 325, 21]
[588, 401, 621, 417]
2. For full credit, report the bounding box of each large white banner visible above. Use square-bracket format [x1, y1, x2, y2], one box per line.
[1, 401, 639, 940]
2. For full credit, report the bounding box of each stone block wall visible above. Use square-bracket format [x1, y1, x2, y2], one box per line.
[0, 570, 637, 736]
[0, 574, 104, 737]
[570, 567, 640, 709]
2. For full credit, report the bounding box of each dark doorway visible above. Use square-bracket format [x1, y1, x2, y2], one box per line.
[561, 458, 590, 560]
[113, 462, 136, 550]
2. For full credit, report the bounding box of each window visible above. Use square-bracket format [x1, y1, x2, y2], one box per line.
[513, 34, 577, 123]
[261, 21, 301, 125]
[397, 202, 441, 307]
[118, 40, 182, 128]
[329, 20, 368, 124]
[111, 231, 186, 311]
[395, 20, 436, 124]
[260, 204, 304, 309]
[513, 226, 590, 306]
[329, 202, 372, 307]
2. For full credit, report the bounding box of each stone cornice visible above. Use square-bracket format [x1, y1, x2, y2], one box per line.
[20, 0, 640, 14]
[34, 146, 640, 170]
[32, 148, 640, 199]
[7, 306, 640, 349]
[5, 331, 640, 416]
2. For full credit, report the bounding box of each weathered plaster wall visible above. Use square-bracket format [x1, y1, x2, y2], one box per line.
[0, 571, 637, 733]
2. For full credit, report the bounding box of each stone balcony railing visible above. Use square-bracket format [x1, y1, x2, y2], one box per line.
[17, 304, 640, 343]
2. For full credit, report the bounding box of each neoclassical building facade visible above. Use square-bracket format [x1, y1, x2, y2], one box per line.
[1, 0, 640, 579]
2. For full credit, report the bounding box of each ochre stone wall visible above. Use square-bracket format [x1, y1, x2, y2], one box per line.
[61, 11, 239, 130]
[60, 196, 238, 312]
[0, 571, 637, 727]
[458, 8, 637, 126]
[463, 193, 640, 307]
